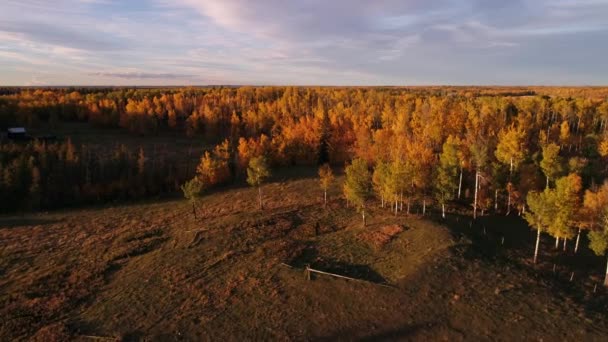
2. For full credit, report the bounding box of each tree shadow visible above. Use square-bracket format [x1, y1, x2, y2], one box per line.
[432, 211, 608, 316]
[0, 217, 63, 229]
[289, 244, 388, 285]
[317, 322, 436, 341]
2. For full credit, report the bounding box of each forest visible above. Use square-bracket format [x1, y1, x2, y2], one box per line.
[2, 86, 608, 284]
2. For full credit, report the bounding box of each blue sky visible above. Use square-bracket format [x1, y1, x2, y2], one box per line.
[1, 0, 607, 85]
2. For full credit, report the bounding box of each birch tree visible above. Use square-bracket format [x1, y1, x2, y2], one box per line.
[435, 137, 460, 218]
[495, 126, 526, 213]
[540, 143, 563, 189]
[344, 158, 372, 226]
[181, 178, 204, 219]
[372, 161, 391, 208]
[247, 156, 270, 210]
[525, 189, 556, 264]
[588, 210, 608, 287]
[318, 163, 334, 208]
[549, 174, 582, 251]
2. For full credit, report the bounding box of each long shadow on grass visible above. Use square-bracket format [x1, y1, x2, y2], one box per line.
[431, 211, 608, 317]
[317, 322, 435, 341]
[0, 217, 63, 229]
[289, 244, 388, 285]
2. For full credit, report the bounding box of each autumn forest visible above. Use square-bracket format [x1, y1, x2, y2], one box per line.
[4, 86, 608, 339]
[3, 87, 608, 264]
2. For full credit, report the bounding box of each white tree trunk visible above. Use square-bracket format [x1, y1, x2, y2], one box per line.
[258, 187, 263, 210]
[324, 190, 327, 208]
[362, 208, 366, 227]
[574, 228, 581, 253]
[604, 256, 608, 287]
[442, 203, 445, 219]
[534, 226, 541, 264]
[458, 167, 463, 199]
[494, 189, 498, 211]
[555, 236, 560, 249]
[563, 238, 568, 252]
[473, 170, 479, 219]
[507, 190, 511, 215]
[423, 199, 426, 216]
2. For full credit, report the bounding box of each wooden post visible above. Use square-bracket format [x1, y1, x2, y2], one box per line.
[305, 265, 311, 281]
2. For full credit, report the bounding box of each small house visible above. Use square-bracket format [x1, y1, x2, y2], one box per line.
[7, 127, 28, 140]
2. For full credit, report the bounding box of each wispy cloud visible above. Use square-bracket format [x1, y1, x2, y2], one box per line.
[90, 72, 195, 79]
[1, 0, 607, 85]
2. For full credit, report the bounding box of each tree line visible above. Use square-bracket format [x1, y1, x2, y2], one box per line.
[2, 86, 608, 284]
[0, 140, 189, 212]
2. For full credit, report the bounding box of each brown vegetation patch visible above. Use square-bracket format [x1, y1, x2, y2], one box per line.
[359, 225, 404, 249]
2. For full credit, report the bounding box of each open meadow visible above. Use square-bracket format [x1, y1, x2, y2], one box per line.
[2, 169, 608, 341]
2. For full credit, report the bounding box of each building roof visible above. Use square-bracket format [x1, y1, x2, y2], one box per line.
[7, 127, 26, 134]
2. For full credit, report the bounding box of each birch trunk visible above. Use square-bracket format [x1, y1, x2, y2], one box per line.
[494, 189, 498, 211]
[473, 170, 479, 219]
[555, 236, 560, 249]
[458, 167, 463, 199]
[563, 238, 568, 252]
[362, 208, 366, 227]
[605, 256, 608, 287]
[442, 203, 445, 219]
[574, 228, 581, 254]
[507, 190, 511, 215]
[258, 187, 262, 210]
[324, 190, 327, 208]
[534, 226, 541, 264]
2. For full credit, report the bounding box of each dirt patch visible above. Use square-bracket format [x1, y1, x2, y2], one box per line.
[359, 225, 404, 249]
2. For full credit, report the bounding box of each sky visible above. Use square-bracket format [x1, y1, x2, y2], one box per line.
[1, 0, 607, 86]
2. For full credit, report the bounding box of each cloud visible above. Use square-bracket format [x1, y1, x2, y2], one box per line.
[1, 0, 608, 85]
[90, 72, 195, 79]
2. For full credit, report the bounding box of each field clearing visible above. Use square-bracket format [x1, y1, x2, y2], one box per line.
[1, 171, 608, 340]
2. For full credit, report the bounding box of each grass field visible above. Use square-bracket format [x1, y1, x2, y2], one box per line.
[1, 169, 608, 341]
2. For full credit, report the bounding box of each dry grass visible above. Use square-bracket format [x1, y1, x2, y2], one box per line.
[1, 170, 608, 340]
[358, 224, 404, 250]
